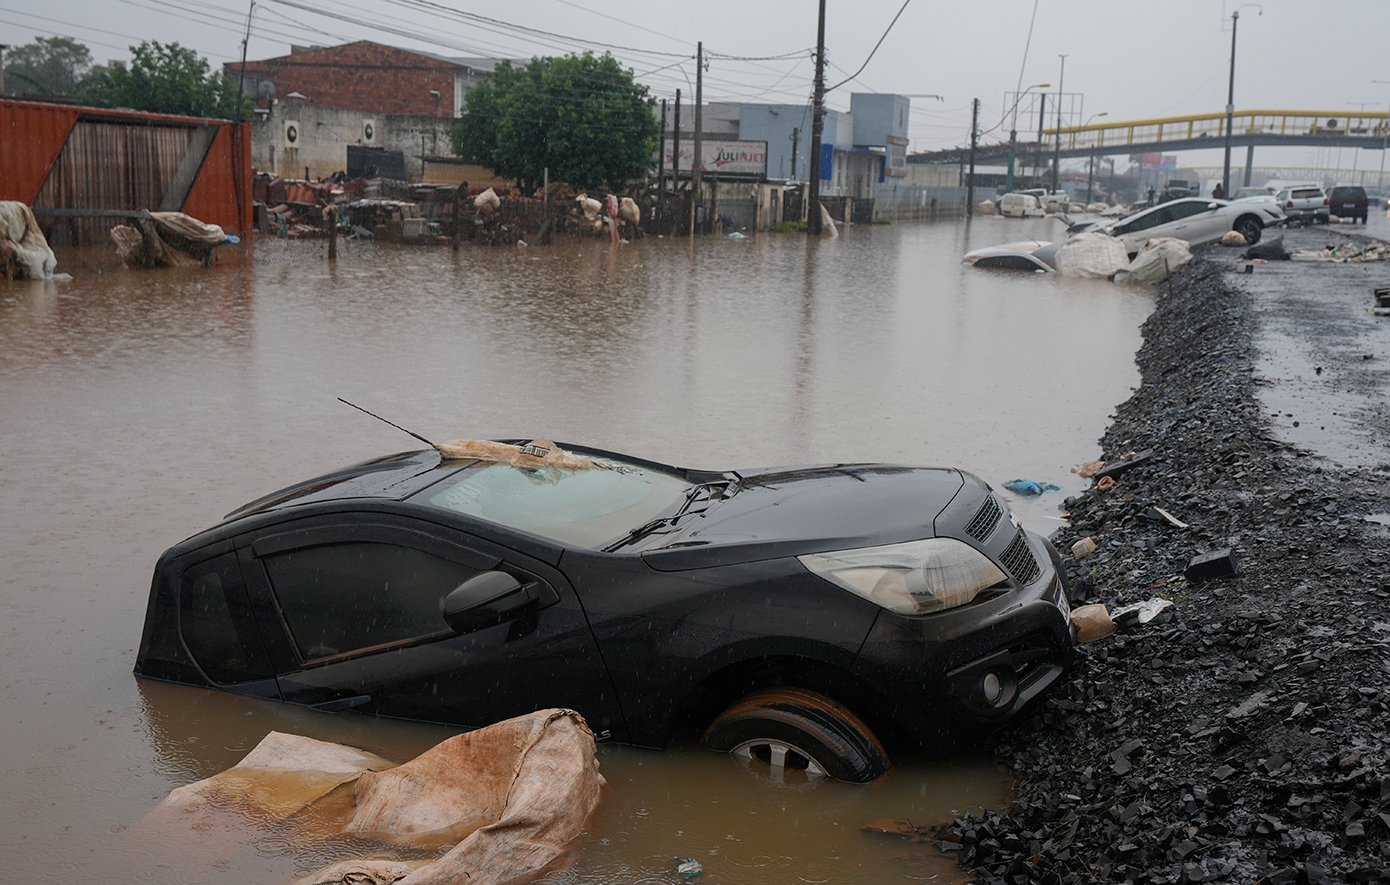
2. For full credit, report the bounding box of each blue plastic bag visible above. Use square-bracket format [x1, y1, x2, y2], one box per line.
[1003, 479, 1060, 496]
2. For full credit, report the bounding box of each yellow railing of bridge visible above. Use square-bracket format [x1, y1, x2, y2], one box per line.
[1046, 109, 1390, 151]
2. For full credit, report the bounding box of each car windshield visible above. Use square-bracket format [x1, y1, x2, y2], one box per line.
[420, 458, 692, 549]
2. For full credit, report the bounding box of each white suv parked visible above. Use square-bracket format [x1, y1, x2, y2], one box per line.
[1275, 185, 1329, 224]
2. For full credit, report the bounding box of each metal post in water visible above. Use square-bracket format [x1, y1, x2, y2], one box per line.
[966, 98, 979, 218]
[691, 41, 704, 238]
[327, 204, 337, 259]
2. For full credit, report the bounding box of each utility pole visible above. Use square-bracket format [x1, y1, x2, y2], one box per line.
[658, 99, 667, 196]
[672, 89, 681, 233]
[790, 127, 800, 182]
[1035, 93, 1046, 187]
[690, 41, 704, 238]
[1052, 54, 1066, 192]
[966, 98, 979, 217]
[807, 0, 827, 236]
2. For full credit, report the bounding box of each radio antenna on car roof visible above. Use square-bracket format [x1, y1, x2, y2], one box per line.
[337, 398, 435, 447]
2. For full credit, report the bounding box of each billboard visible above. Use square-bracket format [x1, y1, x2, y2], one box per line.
[1130, 152, 1178, 171]
[663, 139, 768, 180]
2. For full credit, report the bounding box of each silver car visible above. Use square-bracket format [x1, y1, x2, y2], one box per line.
[1089, 198, 1284, 257]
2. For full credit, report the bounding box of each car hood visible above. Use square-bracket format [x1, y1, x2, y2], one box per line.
[640, 464, 965, 571]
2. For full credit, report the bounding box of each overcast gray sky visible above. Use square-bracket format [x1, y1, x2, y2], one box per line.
[6, 0, 1389, 170]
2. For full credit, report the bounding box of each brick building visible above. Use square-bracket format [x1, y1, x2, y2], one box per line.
[228, 41, 490, 117]
[225, 42, 514, 182]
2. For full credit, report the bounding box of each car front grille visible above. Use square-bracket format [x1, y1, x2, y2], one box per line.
[965, 495, 1002, 542]
[999, 528, 1041, 585]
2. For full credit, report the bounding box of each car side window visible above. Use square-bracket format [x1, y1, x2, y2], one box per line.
[1168, 202, 1209, 220]
[262, 542, 483, 661]
[181, 554, 276, 684]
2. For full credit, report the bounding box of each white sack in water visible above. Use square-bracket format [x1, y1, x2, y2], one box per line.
[819, 203, 838, 238]
[0, 201, 58, 279]
[1053, 231, 1130, 279]
[1114, 237, 1193, 286]
[129, 709, 604, 885]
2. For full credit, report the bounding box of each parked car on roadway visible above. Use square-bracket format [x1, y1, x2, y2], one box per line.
[1327, 185, 1368, 223]
[998, 192, 1047, 218]
[1232, 186, 1275, 201]
[136, 439, 1074, 783]
[1275, 185, 1330, 224]
[1075, 197, 1283, 256]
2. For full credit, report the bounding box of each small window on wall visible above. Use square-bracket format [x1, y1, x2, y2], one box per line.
[181, 555, 275, 684]
[262, 542, 482, 662]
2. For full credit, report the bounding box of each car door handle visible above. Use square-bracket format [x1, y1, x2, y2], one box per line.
[310, 694, 372, 712]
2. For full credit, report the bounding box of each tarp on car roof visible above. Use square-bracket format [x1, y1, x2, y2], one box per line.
[129, 709, 604, 885]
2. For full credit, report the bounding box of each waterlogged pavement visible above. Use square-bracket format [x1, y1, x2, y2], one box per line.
[0, 219, 1153, 884]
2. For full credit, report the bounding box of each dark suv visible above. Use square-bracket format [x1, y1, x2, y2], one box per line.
[1328, 185, 1368, 224]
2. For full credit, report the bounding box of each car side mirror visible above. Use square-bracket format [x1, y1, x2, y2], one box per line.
[442, 571, 540, 634]
[1208, 202, 1220, 209]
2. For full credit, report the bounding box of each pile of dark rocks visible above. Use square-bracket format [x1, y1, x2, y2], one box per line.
[942, 259, 1390, 884]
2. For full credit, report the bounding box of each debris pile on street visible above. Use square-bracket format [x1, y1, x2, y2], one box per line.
[1290, 241, 1390, 263]
[0, 200, 58, 279]
[940, 258, 1390, 884]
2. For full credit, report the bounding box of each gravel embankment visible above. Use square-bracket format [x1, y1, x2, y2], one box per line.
[944, 251, 1390, 884]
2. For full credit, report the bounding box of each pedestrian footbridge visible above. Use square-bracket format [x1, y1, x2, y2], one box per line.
[913, 109, 1390, 166]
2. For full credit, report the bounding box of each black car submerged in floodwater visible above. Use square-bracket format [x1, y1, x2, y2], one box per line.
[135, 441, 1073, 783]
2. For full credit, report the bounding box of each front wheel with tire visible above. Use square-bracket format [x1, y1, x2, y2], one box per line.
[1233, 216, 1263, 245]
[700, 688, 890, 784]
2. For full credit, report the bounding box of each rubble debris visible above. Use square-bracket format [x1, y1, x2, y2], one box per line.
[1184, 547, 1241, 582]
[1111, 596, 1174, 630]
[111, 212, 236, 268]
[1239, 235, 1290, 261]
[433, 438, 616, 472]
[1071, 536, 1097, 559]
[1115, 237, 1194, 286]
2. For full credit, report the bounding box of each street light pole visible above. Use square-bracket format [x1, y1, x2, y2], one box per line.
[1222, 5, 1261, 197]
[1052, 54, 1066, 193]
[807, 0, 826, 236]
[1085, 112, 1107, 202]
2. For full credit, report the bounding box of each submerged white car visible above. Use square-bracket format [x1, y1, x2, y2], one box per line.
[1079, 197, 1284, 256]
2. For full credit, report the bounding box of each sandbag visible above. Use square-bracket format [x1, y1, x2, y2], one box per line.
[149, 211, 227, 244]
[1114, 237, 1193, 286]
[130, 709, 603, 885]
[1086, 202, 1108, 213]
[978, 199, 995, 216]
[818, 202, 838, 238]
[1053, 231, 1130, 278]
[0, 201, 58, 279]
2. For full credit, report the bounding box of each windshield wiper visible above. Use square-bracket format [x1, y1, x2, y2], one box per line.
[602, 481, 734, 552]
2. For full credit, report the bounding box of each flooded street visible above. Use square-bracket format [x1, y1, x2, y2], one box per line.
[0, 218, 1152, 884]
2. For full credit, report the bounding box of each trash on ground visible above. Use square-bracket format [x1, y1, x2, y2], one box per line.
[1086, 202, 1109, 213]
[962, 240, 1058, 272]
[862, 819, 933, 842]
[130, 709, 602, 885]
[1220, 231, 1246, 247]
[1374, 286, 1390, 308]
[0, 201, 58, 279]
[1185, 547, 1241, 582]
[1070, 603, 1117, 643]
[1054, 231, 1130, 278]
[1111, 597, 1174, 630]
[1003, 479, 1061, 496]
[1071, 536, 1097, 559]
[1095, 476, 1117, 491]
[1114, 238, 1193, 286]
[675, 858, 704, 878]
[1145, 506, 1189, 528]
[1289, 241, 1389, 263]
[819, 203, 839, 238]
[1076, 460, 1105, 478]
[1238, 236, 1290, 261]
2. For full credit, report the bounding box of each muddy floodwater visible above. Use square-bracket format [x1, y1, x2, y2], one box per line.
[0, 217, 1152, 884]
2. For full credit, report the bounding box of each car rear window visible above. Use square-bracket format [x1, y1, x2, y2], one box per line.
[1292, 189, 1322, 199]
[1330, 187, 1364, 199]
[421, 459, 691, 549]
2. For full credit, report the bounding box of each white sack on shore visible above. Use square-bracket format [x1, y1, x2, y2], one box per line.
[1115, 237, 1193, 286]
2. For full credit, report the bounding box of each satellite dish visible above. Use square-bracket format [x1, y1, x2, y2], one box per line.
[257, 80, 276, 99]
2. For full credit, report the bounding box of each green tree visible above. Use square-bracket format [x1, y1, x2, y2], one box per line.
[79, 41, 252, 119]
[3, 36, 92, 96]
[451, 52, 658, 193]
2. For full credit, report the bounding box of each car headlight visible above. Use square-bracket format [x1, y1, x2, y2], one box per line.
[798, 538, 1008, 616]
